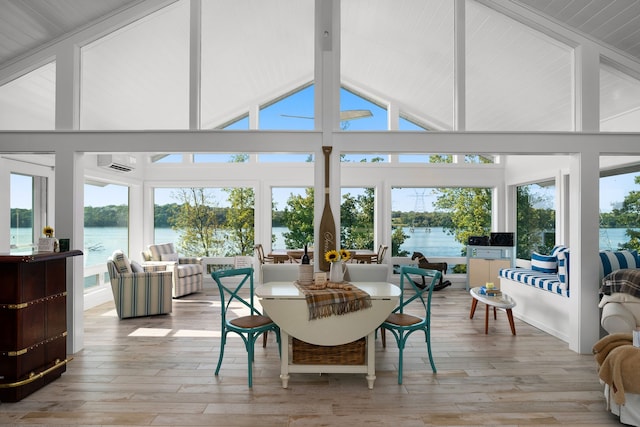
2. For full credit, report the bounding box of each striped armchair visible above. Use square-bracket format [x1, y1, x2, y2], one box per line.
[141, 243, 204, 298]
[107, 250, 173, 319]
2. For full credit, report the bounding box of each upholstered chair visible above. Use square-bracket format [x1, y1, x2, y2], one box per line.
[107, 250, 173, 319]
[141, 243, 204, 298]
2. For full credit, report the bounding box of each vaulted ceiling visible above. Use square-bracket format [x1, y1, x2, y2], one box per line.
[0, 0, 639, 133]
[0, 0, 141, 67]
[2, 0, 639, 68]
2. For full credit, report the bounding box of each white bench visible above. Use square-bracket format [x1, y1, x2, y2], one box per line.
[499, 249, 638, 342]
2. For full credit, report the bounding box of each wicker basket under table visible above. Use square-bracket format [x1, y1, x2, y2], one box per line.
[291, 337, 366, 365]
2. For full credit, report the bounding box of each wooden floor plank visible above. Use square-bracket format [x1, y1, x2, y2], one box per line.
[0, 283, 623, 426]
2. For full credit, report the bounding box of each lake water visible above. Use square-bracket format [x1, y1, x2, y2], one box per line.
[10, 226, 635, 267]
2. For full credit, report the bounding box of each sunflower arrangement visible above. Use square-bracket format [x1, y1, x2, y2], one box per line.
[324, 248, 351, 263]
[43, 226, 54, 238]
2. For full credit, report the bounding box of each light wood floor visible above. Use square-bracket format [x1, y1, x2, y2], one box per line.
[0, 282, 621, 426]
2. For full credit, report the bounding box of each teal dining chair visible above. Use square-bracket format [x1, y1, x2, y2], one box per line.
[211, 267, 280, 387]
[381, 265, 441, 384]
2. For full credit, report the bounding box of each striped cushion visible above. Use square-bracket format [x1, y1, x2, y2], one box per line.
[160, 253, 179, 262]
[149, 243, 176, 261]
[112, 250, 132, 274]
[531, 252, 558, 273]
[557, 250, 569, 287]
[499, 268, 569, 297]
[143, 264, 168, 272]
[176, 263, 203, 278]
[599, 250, 639, 278]
[551, 245, 568, 257]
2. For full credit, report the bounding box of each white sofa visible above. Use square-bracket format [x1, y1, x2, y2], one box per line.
[599, 268, 640, 334]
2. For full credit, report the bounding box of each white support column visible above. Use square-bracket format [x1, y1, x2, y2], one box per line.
[0, 160, 10, 252]
[249, 104, 260, 130]
[258, 180, 273, 254]
[55, 44, 79, 130]
[129, 182, 144, 257]
[381, 180, 393, 260]
[55, 40, 84, 354]
[454, 0, 466, 131]
[503, 184, 517, 239]
[142, 181, 156, 248]
[388, 102, 399, 131]
[189, 0, 202, 130]
[55, 149, 85, 354]
[569, 151, 600, 354]
[492, 183, 506, 232]
[314, 0, 341, 258]
[575, 43, 600, 132]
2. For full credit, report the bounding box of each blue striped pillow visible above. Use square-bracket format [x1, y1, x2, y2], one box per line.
[531, 252, 558, 273]
[550, 245, 567, 257]
[599, 250, 638, 277]
[557, 250, 569, 288]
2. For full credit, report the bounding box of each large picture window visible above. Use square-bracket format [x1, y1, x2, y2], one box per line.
[272, 187, 313, 250]
[84, 182, 129, 290]
[600, 170, 640, 251]
[10, 174, 35, 251]
[84, 183, 129, 266]
[516, 181, 556, 259]
[341, 187, 375, 250]
[154, 187, 255, 257]
[390, 187, 488, 269]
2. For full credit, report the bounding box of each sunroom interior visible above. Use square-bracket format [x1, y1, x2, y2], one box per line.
[1, 0, 640, 358]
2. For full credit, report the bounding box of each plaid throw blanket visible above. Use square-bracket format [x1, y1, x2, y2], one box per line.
[600, 268, 640, 299]
[295, 282, 372, 321]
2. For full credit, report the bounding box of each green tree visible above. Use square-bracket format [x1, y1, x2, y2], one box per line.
[391, 226, 410, 257]
[433, 187, 492, 254]
[170, 188, 223, 257]
[341, 188, 375, 250]
[428, 155, 492, 263]
[154, 203, 180, 228]
[84, 205, 128, 227]
[222, 154, 255, 256]
[612, 175, 640, 252]
[223, 187, 255, 256]
[516, 185, 555, 259]
[10, 208, 32, 227]
[282, 188, 314, 248]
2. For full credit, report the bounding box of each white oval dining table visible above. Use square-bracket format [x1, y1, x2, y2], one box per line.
[256, 281, 400, 389]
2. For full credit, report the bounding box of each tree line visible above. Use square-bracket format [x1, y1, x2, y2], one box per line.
[11, 204, 289, 228]
[11, 176, 640, 258]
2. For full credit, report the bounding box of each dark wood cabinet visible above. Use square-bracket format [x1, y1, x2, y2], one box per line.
[0, 250, 82, 402]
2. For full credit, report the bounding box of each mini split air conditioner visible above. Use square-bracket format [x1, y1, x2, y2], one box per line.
[97, 154, 136, 172]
